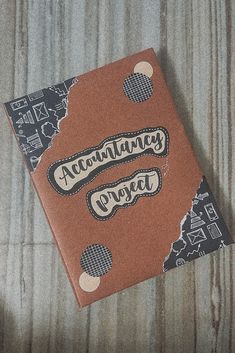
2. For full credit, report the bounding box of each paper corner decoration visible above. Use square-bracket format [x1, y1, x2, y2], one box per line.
[163, 176, 234, 271]
[4, 77, 78, 171]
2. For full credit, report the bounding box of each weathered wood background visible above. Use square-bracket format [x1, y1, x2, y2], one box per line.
[0, 1, 234, 352]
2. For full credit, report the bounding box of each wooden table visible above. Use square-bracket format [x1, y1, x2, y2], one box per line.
[0, 1, 234, 352]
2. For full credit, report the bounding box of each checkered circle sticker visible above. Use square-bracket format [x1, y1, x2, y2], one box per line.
[80, 244, 112, 277]
[123, 73, 153, 103]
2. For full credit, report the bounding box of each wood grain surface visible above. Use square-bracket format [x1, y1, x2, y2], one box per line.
[0, 1, 234, 352]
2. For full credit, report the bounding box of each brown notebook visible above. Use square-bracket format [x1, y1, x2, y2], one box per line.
[3, 48, 234, 307]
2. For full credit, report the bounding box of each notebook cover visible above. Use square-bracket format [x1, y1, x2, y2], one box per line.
[3, 48, 234, 307]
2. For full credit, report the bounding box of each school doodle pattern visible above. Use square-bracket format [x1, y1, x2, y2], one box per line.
[4, 77, 78, 171]
[163, 176, 234, 271]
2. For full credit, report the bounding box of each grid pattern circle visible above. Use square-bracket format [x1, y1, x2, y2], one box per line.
[80, 244, 113, 277]
[123, 73, 153, 102]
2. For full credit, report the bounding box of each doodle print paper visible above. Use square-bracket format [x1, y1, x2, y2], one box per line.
[163, 176, 234, 271]
[4, 77, 78, 171]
